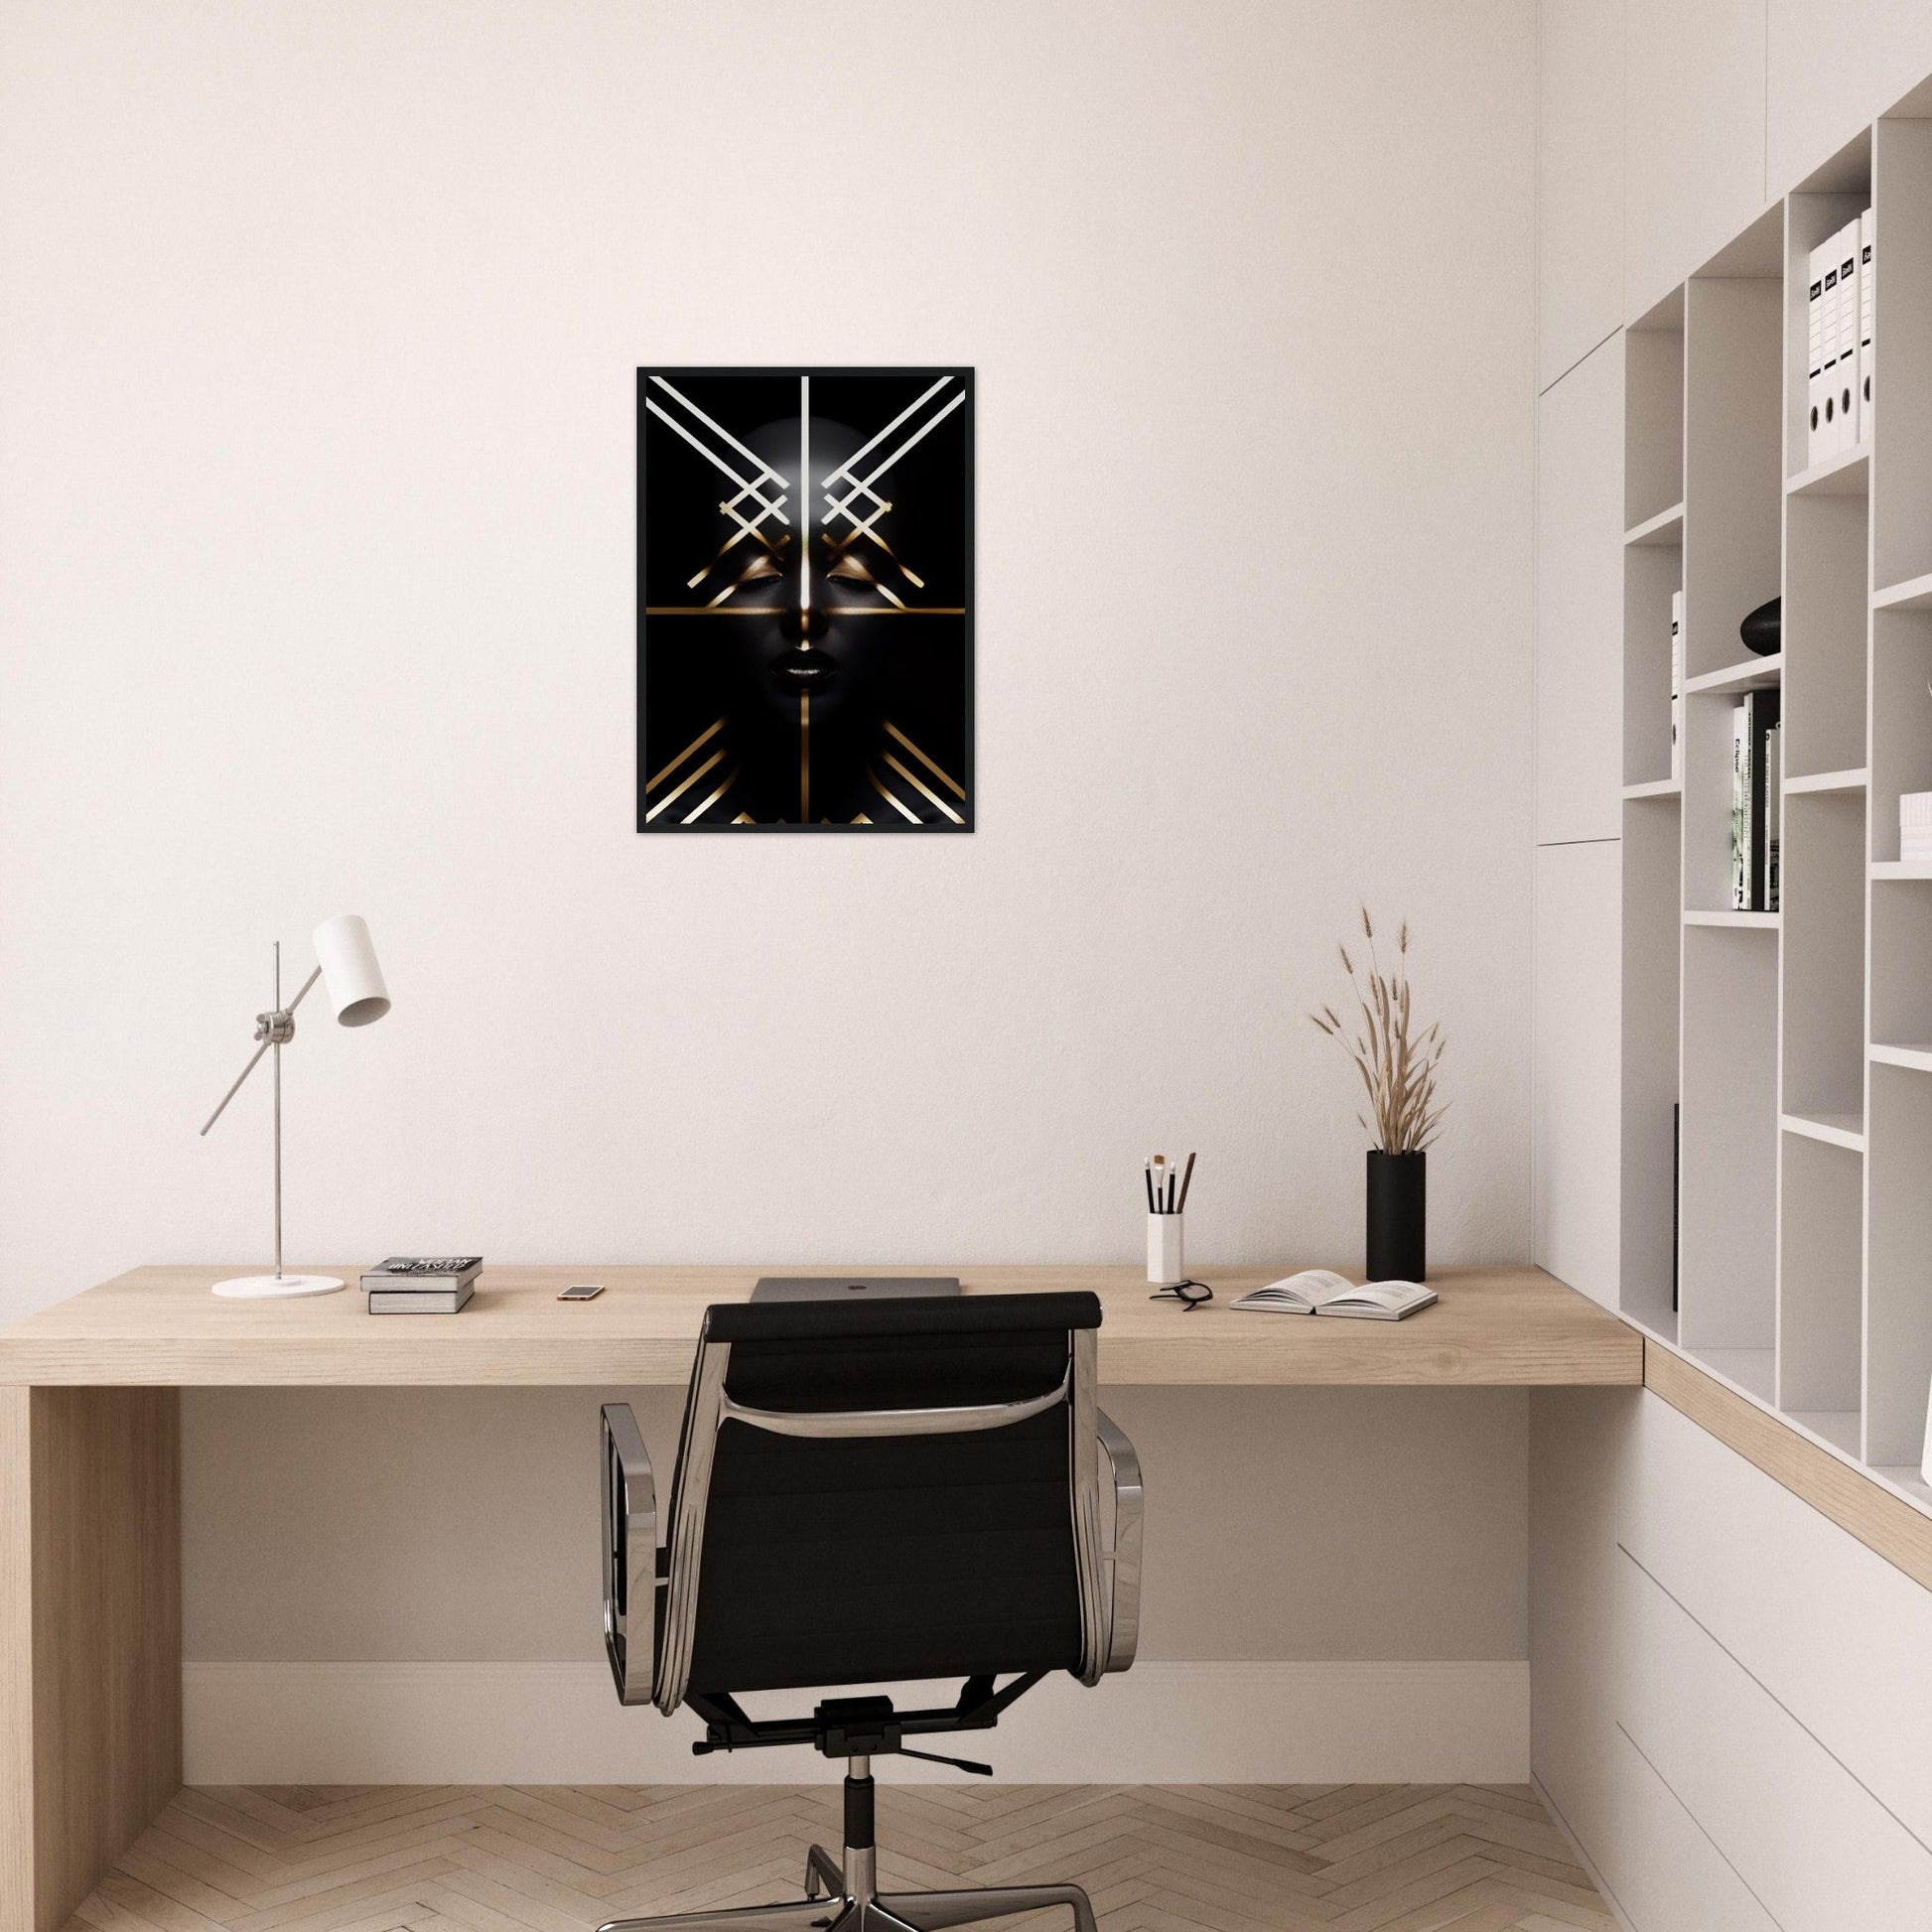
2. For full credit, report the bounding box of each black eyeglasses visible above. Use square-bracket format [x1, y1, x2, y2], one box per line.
[1149, 1279, 1214, 1311]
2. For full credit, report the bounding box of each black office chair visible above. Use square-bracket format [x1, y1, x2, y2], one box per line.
[597, 1291, 1143, 1932]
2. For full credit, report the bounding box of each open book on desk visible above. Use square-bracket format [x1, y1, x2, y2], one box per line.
[1230, 1270, 1437, 1320]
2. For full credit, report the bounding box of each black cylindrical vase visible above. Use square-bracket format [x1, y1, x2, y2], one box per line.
[1366, 1150, 1426, 1282]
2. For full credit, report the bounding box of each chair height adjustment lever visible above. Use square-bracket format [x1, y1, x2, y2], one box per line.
[896, 1745, 993, 1775]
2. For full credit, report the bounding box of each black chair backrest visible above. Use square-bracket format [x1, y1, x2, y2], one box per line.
[663, 1292, 1102, 1700]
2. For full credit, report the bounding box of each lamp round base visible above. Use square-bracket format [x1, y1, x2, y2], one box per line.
[210, 1273, 345, 1300]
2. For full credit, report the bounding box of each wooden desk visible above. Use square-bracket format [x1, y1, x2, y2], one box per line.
[0, 1262, 1637, 1388]
[0, 1262, 1634, 1932]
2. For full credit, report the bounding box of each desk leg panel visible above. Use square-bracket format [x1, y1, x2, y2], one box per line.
[0, 1387, 182, 1932]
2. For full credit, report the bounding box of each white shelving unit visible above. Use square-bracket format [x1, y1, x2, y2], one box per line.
[1619, 109, 1932, 1518]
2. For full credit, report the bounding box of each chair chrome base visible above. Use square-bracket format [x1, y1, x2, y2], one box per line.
[595, 1838, 1098, 1932]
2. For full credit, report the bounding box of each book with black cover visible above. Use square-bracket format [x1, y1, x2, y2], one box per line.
[360, 1256, 483, 1291]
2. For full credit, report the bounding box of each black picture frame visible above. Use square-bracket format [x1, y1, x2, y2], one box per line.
[636, 366, 975, 832]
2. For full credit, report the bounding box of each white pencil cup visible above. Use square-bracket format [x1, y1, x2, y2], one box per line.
[1148, 1213, 1185, 1286]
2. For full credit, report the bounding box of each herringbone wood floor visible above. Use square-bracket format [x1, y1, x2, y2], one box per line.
[67, 1785, 1615, 1932]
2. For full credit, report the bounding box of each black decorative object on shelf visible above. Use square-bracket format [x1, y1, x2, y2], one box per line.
[1740, 595, 1781, 656]
[1366, 1151, 1426, 1283]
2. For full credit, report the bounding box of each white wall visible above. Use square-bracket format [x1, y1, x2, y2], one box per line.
[0, 0, 1537, 1309]
[0, 0, 1539, 1766]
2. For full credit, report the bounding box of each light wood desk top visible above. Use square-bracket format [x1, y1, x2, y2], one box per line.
[0, 1263, 1640, 1388]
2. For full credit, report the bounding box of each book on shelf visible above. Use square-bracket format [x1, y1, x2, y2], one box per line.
[1230, 1270, 1437, 1320]
[1859, 207, 1874, 442]
[1728, 689, 1781, 911]
[1671, 1101, 1680, 1315]
[360, 1256, 483, 1292]
[1834, 218, 1860, 455]
[1730, 703, 1749, 907]
[1765, 721, 1781, 911]
[368, 1281, 475, 1314]
[1670, 590, 1683, 781]
[1807, 240, 1828, 465]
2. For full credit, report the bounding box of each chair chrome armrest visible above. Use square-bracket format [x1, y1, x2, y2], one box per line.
[1095, 1408, 1143, 1672]
[601, 1403, 658, 1707]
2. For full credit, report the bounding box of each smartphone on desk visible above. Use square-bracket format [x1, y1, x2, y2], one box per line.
[558, 1283, 605, 1301]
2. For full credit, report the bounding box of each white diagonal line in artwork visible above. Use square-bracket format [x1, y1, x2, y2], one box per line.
[822, 389, 966, 528]
[644, 400, 789, 531]
[825, 375, 952, 494]
[650, 376, 790, 489]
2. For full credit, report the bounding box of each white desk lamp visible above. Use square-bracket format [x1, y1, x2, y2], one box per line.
[200, 913, 391, 1299]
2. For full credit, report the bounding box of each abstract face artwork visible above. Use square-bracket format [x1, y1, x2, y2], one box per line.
[636, 368, 973, 831]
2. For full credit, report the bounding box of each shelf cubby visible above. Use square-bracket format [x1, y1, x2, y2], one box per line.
[1625, 288, 1685, 532]
[1623, 537, 1681, 787]
[1872, 113, 1932, 592]
[1779, 790, 1866, 1120]
[1869, 874, 1932, 1049]
[1683, 242, 1782, 684]
[1776, 1133, 1863, 1432]
[1866, 1063, 1932, 1466]
[1785, 149, 1870, 482]
[1784, 494, 1868, 776]
[1678, 924, 1779, 1362]
[1620, 792, 1682, 1341]
[1868, 608, 1932, 861]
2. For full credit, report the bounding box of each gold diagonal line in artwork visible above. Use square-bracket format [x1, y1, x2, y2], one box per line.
[868, 765, 920, 824]
[643, 749, 725, 823]
[883, 723, 966, 799]
[682, 764, 741, 824]
[645, 719, 725, 793]
[883, 754, 964, 825]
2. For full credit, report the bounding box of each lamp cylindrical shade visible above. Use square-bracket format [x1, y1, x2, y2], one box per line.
[312, 914, 390, 1028]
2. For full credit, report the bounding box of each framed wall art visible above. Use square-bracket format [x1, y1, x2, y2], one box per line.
[636, 367, 973, 830]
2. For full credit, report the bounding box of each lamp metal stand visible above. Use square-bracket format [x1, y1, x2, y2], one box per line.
[202, 939, 341, 1300]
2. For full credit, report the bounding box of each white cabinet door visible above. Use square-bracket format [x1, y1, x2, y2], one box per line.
[1768, 0, 1932, 196]
[1538, 0, 1624, 389]
[1615, 1547, 1932, 1929]
[1536, 337, 1624, 844]
[1533, 840, 1622, 1306]
[1625, 0, 1768, 316]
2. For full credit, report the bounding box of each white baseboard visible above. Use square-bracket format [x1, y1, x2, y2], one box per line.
[183, 1659, 1528, 1785]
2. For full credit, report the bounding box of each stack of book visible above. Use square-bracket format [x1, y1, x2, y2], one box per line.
[360, 1256, 483, 1313]
[1729, 691, 1781, 911]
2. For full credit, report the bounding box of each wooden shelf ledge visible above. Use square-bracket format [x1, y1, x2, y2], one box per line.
[1645, 1341, 1932, 1590]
